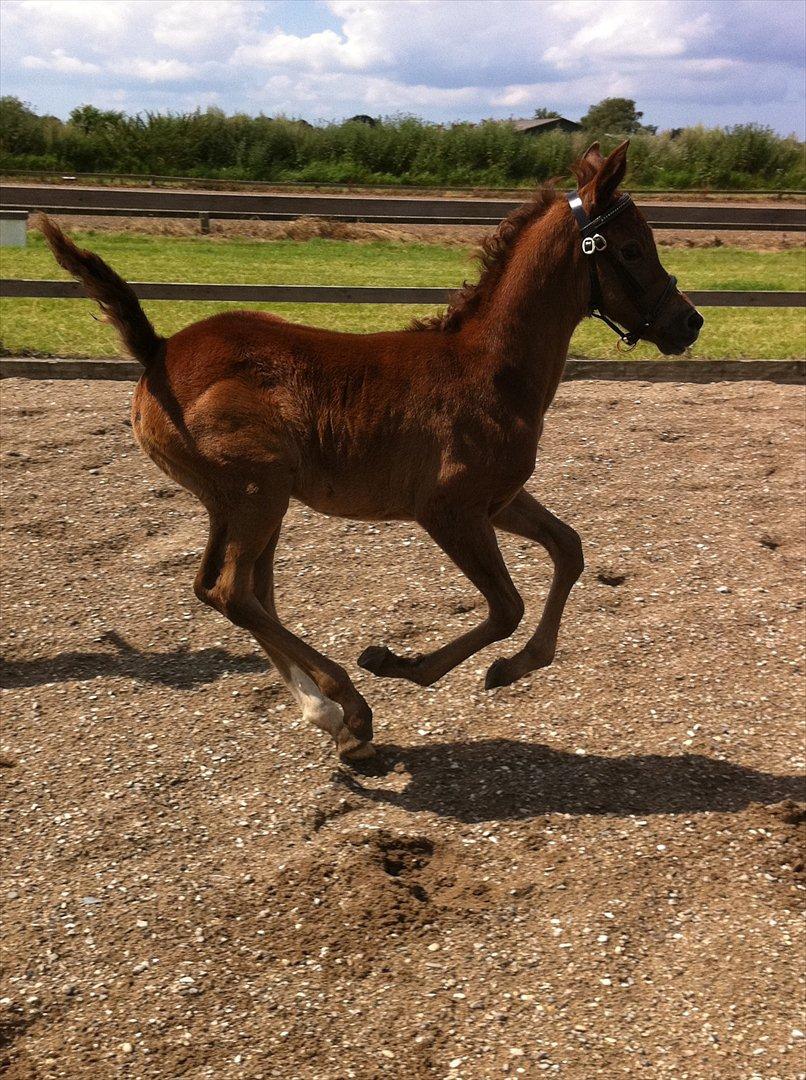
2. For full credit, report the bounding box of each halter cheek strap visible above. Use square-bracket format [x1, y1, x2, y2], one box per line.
[566, 190, 678, 348]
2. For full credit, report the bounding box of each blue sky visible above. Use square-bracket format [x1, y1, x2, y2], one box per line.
[1, 0, 804, 135]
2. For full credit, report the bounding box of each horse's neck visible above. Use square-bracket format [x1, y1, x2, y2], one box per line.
[475, 207, 588, 413]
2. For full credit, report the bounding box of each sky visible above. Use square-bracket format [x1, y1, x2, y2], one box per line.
[1, 0, 804, 135]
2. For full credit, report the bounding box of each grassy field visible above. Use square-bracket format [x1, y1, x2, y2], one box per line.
[1, 232, 804, 359]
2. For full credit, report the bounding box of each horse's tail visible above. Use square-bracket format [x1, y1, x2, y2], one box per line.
[38, 215, 164, 367]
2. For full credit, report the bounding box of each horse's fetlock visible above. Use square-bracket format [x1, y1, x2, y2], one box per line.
[529, 641, 556, 669]
[344, 698, 374, 743]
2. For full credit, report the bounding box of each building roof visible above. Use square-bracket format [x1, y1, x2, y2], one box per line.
[512, 116, 580, 132]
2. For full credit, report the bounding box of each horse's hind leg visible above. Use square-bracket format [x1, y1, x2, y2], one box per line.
[251, 525, 362, 755]
[195, 498, 373, 756]
[485, 489, 584, 689]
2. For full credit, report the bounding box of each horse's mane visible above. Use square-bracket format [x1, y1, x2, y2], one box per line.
[409, 182, 561, 333]
[409, 152, 602, 334]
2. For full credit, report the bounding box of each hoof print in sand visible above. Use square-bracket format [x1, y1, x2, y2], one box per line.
[374, 834, 434, 903]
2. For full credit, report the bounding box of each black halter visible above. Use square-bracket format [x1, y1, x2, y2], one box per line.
[566, 190, 678, 348]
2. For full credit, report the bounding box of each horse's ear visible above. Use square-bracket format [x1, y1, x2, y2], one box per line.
[582, 141, 604, 168]
[571, 141, 605, 187]
[590, 139, 630, 211]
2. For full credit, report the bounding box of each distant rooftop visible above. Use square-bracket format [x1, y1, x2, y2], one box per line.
[512, 116, 581, 133]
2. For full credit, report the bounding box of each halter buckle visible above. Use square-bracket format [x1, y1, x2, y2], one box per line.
[581, 234, 607, 255]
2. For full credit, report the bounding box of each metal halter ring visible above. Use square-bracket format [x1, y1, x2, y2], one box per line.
[581, 234, 607, 255]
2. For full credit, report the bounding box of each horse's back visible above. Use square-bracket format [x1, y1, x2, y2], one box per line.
[165, 307, 441, 367]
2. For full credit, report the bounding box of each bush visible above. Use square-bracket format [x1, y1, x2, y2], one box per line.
[0, 98, 802, 190]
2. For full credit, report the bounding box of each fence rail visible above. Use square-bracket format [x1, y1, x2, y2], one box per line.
[2, 184, 804, 231]
[1, 279, 804, 307]
[3, 169, 805, 198]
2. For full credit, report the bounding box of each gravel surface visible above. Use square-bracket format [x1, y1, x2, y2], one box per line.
[2, 377, 804, 1079]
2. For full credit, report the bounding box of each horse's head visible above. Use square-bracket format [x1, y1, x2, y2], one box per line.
[570, 141, 703, 355]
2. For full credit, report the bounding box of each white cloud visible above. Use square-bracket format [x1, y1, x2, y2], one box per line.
[0, 0, 802, 133]
[490, 73, 636, 111]
[13, 0, 128, 38]
[542, 0, 703, 68]
[251, 70, 482, 117]
[117, 58, 197, 83]
[152, 0, 263, 54]
[235, 30, 355, 72]
[21, 48, 100, 75]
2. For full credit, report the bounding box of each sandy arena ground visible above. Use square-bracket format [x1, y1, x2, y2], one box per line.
[1, 377, 804, 1079]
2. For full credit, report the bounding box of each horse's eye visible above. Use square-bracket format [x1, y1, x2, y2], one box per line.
[621, 241, 642, 261]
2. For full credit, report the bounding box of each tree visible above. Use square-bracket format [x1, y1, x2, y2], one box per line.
[68, 104, 126, 134]
[579, 98, 652, 135]
[533, 107, 561, 119]
[0, 97, 47, 154]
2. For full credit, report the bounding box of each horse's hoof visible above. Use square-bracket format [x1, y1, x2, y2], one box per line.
[340, 740, 376, 761]
[358, 646, 429, 686]
[357, 645, 393, 676]
[336, 727, 376, 764]
[484, 657, 516, 690]
[340, 742, 389, 776]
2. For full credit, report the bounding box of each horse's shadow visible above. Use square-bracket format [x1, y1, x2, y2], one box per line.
[340, 738, 805, 823]
[0, 630, 266, 691]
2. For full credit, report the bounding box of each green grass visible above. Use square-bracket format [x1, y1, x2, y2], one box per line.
[1, 233, 804, 360]
[0, 234, 474, 286]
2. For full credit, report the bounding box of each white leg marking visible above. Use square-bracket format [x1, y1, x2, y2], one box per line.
[287, 664, 345, 737]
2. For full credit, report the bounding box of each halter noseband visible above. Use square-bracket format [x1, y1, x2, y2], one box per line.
[566, 190, 678, 348]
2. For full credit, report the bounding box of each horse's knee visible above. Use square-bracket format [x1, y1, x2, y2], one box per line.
[220, 592, 254, 628]
[556, 524, 584, 580]
[199, 578, 254, 627]
[193, 577, 246, 624]
[489, 592, 525, 640]
[548, 522, 579, 583]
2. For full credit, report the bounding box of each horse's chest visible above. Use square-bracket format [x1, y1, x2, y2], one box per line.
[453, 417, 539, 485]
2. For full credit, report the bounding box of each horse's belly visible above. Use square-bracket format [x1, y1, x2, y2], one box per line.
[294, 471, 414, 521]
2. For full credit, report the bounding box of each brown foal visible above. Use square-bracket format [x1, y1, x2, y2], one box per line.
[41, 141, 702, 761]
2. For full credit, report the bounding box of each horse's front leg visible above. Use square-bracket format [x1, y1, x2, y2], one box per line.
[358, 503, 524, 686]
[485, 489, 584, 689]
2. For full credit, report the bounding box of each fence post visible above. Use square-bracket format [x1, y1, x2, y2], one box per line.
[0, 210, 28, 247]
[199, 213, 210, 235]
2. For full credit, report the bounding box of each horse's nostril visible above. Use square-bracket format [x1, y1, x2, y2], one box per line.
[687, 310, 704, 332]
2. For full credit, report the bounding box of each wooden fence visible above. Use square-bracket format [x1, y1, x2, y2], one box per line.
[2, 184, 805, 230]
[2, 184, 803, 309]
[1, 280, 804, 307]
